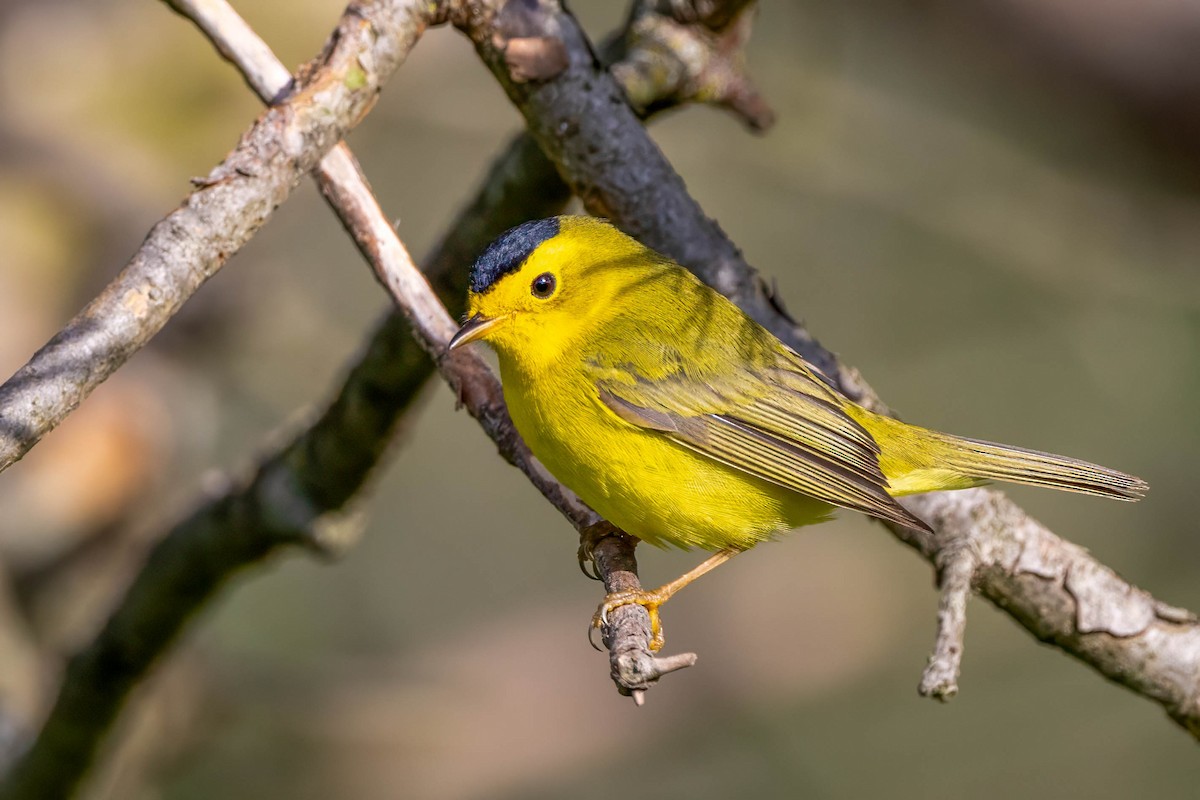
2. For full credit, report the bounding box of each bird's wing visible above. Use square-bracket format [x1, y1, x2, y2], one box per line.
[590, 346, 932, 533]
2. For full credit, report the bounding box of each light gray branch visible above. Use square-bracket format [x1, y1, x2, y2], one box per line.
[918, 540, 976, 700]
[166, 0, 293, 101]
[0, 0, 442, 475]
[0, 2, 447, 797]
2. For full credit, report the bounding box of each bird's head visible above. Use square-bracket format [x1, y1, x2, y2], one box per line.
[447, 216, 652, 362]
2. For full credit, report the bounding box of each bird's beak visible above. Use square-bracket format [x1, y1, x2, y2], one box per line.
[447, 313, 501, 351]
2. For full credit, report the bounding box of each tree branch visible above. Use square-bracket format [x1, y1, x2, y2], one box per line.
[454, 0, 1200, 735]
[615, 0, 773, 131]
[0, 0, 442, 476]
[0, 1, 774, 795]
[2, 7, 1192, 800]
[586, 526, 698, 705]
[167, 0, 775, 699]
[0, 2, 449, 796]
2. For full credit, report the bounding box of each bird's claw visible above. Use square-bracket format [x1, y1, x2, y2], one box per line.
[577, 546, 602, 581]
[590, 589, 668, 652]
[576, 526, 613, 582]
[587, 621, 604, 651]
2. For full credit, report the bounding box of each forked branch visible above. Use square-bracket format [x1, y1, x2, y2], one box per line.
[0, 1, 775, 796]
[0, 0, 442, 475]
[1, 9, 1197, 800]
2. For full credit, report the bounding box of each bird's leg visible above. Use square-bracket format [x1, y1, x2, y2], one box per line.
[592, 547, 743, 651]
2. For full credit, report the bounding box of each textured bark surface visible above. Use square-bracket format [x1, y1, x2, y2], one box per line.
[0, 0, 439, 475]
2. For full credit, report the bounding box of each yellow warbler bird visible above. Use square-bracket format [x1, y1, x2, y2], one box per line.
[448, 215, 1147, 649]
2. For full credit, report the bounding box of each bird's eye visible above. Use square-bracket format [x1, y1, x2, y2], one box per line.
[531, 272, 557, 299]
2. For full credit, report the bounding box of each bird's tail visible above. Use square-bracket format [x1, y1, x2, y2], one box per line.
[850, 409, 1148, 501]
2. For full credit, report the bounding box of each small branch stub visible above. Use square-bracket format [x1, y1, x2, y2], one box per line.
[919, 545, 977, 701]
[503, 36, 569, 82]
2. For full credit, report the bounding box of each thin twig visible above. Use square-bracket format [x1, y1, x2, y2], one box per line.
[587, 526, 699, 698]
[919, 544, 977, 700]
[0, 0, 442, 476]
[310, 144, 602, 528]
[0, 3, 447, 797]
[165, 0, 293, 101]
[616, 0, 773, 131]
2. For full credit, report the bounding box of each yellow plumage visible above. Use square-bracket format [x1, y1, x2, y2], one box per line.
[452, 215, 1144, 550]
[449, 215, 1146, 644]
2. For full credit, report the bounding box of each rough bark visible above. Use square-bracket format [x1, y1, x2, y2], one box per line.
[0, 2, 773, 797]
[0, 0, 441, 474]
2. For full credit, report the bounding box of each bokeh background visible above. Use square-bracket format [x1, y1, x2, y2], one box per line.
[1, 0, 1199, 797]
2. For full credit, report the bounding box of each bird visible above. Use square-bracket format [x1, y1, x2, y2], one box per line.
[447, 215, 1147, 650]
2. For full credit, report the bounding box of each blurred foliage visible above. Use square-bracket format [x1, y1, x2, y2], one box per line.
[0, 0, 1198, 798]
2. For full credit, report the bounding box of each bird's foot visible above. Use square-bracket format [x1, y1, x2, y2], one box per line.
[591, 586, 674, 652]
[589, 548, 742, 653]
[576, 522, 623, 581]
[577, 536, 603, 582]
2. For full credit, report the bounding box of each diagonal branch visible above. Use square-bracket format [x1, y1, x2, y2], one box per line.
[0, 2, 775, 796]
[0, 0, 444, 475]
[168, 0, 769, 698]
[0, 2, 448, 796]
[454, 0, 1200, 735]
[3, 12, 1193, 800]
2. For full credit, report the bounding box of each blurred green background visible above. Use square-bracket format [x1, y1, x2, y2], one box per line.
[1, 0, 1198, 797]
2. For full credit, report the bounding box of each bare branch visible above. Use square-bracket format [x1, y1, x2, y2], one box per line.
[0, 2, 770, 795]
[0, 2, 448, 796]
[616, 0, 774, 131]
[455, 0, 1200, 734]
[165, 0, 293, 101]
[914, 489, 1200, 735]
[311, 142, 602, 530]
[0, 0, 444, 476]
[919, 542, 976, 700]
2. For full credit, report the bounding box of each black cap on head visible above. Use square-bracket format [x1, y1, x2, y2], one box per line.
[470, 217, 561, 294]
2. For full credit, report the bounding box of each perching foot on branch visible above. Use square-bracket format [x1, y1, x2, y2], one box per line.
[577, 521, 613, 581]
[592, 547, 743, 652]
[582, 525, 699, 701]
[593, 588, 672, 652]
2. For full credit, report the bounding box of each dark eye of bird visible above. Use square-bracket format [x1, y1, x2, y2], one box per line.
[531, 272, 556, 299]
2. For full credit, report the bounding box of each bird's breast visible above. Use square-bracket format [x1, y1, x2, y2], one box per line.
[497, 354, 832, 550]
